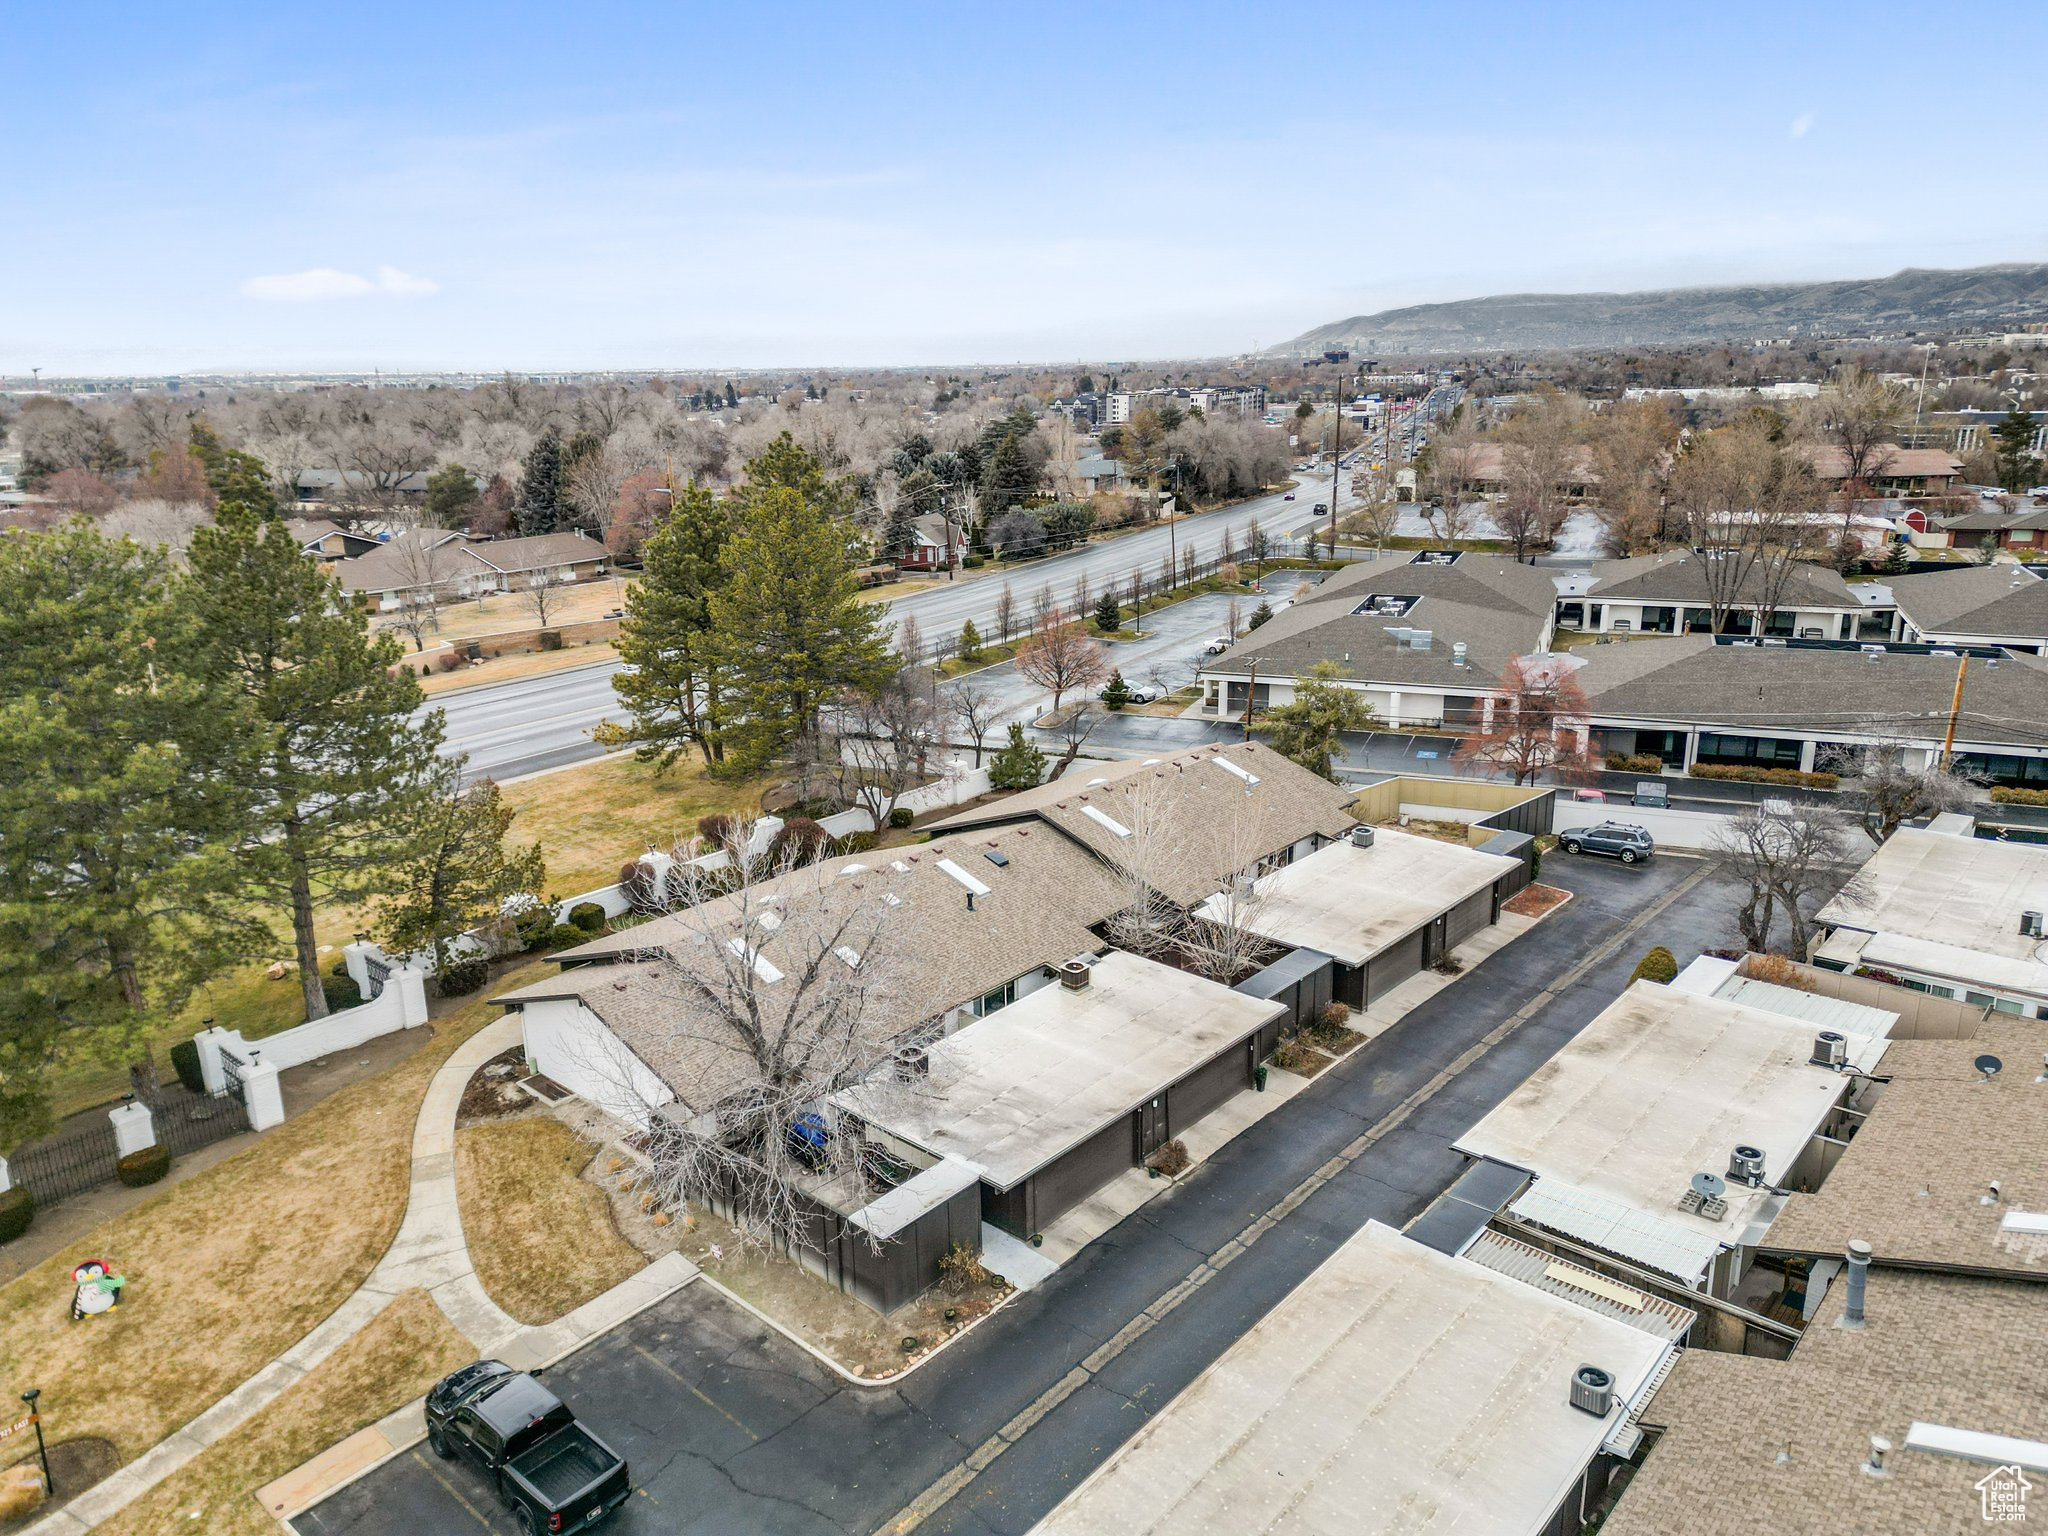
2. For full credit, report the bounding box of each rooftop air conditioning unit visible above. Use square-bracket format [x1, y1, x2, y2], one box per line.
[1568, 1365, 1615, 1417]
[1058, 959, 1092, 992]
[1728, 1144, 1767, 1186]
[2021, 911, 2044, 939]
[1811, 1030, 1848, 1068]
[1351, 824, 1376, 849]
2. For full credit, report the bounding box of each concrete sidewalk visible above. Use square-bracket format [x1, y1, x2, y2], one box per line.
[25, 1018, 698, 1535]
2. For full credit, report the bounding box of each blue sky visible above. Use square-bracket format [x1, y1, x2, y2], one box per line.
[10, 1, 2046, 374]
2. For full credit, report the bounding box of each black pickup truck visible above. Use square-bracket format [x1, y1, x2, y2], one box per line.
[425, 1361, 631, 1534]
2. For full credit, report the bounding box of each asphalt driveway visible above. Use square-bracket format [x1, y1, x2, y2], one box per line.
[301, 853, 1742, 1536]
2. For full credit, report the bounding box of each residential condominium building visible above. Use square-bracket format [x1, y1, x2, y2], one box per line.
[1553, 551, 1865, 641]
[1195, 551, 1559, 727]
[1887, 564, 2048, 653]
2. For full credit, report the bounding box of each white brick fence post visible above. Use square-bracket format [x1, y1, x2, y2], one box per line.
[241, 1057, 286, 1132]
[0, 1155, 11, 1193]
[108, 1100, 156, 1157]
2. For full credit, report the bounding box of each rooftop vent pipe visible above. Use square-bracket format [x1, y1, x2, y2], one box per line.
[1842, 1238, 1871, 1327]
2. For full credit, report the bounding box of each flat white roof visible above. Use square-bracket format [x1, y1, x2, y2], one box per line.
[1670, 955, 1902, 1037]
[1197, 828, 1519, 967]
[840, 951, 1281, 1190]
[1034, 1221, 1671, 1536]
[1818, 827, 2048, 996]
[1454, 982, 1887, 1282]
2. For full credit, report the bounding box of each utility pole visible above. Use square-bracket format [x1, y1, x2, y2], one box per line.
[1243, 667, 1257, 739]
[1939, 653, 1970, 769]
[1328, 405, 1341, 561]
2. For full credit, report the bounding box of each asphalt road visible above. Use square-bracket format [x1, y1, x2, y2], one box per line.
[429, 486, 1350, 782]
[302, 853, 1742, 1536]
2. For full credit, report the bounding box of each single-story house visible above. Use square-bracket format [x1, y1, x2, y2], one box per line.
[924, 741, 1359, 910]
[896, 512, 967, 573]
[1554, 551, 1863, 640]
[1454, 979, 1892, 1298]
[1195, 551, 1559, 726]
[335, 529, 610, 608]
[1567, 634, 2048, 783]
[1887, 564, 2048, 653]
[294, 467, 434, 504]
[1035, 1220, 1678, 1536]
[1071, 454, 1126, 493]
[839, 951, 1284, 1242]
[1603, 1019, 2048, 1536]
[1812, 820, 2048, 1018]
[282, 516, 380, 565]
[1801, 443, 1965, 497]
[1463, 441, 1601, 498]
[1193, 824, 1521, 1010]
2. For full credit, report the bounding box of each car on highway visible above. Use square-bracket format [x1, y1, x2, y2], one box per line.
[1558, 822, 1655, 864]
[426, 1361, 631, 1534]
[1283, 491, 1295, 500]
[1313, 502, 1327, 514]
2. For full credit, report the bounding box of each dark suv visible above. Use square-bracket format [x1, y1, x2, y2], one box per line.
[1559, 822, 1655, 864]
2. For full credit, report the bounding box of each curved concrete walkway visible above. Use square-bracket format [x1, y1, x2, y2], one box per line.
[28, 1018, 696, 1534]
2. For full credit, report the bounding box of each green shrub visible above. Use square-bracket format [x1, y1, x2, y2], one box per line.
[538, 629, 564, 651]
[1688, 764, 1838, 790]
[117, 1145, 172, 1188]
[962, 554, 986, 569]
[835, 830, 878, 855]
[320, 971, 362, 1014]
[168, 1039, 206, 1095]
[436, 956, 489, 997]
[0, 1186, 34, 1243]
[567, 901, 608, 934]
[1100, 670, 1131, 711]
[1630, 945, 1679, 985]
[988, 723, 1046, 790]
[888, 807, 915, 829]
[769, 814, 832, 867]
[1604, 752, 1665, 775]
[539, 923, 587, 952]
[1992, 786, 2048, 805]
[1093, 592, 1122, 632]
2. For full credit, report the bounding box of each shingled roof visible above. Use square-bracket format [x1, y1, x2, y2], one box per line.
[1583, 550, 1860, 610]
[503, 824, 1132, 1109]
[1571, 635, 2048, 748]
[1889, 564, 2048, 643]
[923, 741, 1357, 908]
[1203, 554, 1556, 690]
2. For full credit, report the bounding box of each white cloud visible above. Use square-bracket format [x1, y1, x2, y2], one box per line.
[240, 265, 438, 302]
[1789, 111, 1816, 140]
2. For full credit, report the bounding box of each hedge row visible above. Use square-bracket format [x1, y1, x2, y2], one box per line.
[1689, 764, 1839, 790]
[1602, 753, 1666, 775]
[1991, 786, 2048, 805]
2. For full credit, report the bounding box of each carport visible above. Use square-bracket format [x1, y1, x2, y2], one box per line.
[839, 951, 1285, 1240]
[1199, 825, 1521, 1009]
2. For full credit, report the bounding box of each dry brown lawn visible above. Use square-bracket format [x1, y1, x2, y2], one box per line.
[373, 574, 633, 646]
[91, 1289, 470, 1536]
[416, 643, 617, 695]
[455, 1117, 644, 1326]
[500, 753, 772, 896]
[0, 961, 555, 1470]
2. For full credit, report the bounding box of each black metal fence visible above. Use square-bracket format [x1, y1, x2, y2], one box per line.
[8, 1085, 249, 1211]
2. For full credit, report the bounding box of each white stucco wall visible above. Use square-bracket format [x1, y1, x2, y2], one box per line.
[520, 998, 675, 1132]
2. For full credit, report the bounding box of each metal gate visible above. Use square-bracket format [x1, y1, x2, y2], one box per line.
[220, 1050, 249, 1105]
[362, 956, 391, 1000]
[10, 1120, 122, 1209]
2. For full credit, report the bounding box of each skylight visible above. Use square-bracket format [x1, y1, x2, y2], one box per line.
[726, 937, 784, 984]
[1214, 756, 1260, 787]
[1081, 804, 1132, 838]
[834, 945, 862, 970]
[936, 858, 992, 897]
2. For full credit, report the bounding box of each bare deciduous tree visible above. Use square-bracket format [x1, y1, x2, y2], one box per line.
[1825, 737, 1983, 845]
[948, 682, 1003, 767]
[608, 841, 933, 1256]
[1669, 417, 1827, 634]
[992, 582, 1017, 643]
[1587, 398, 1679, 555]
[1016, 613, 1109, 718]
[1453, 656, 1592, 786]
[1710, 804, 1865, 957]
[841, 668, 947, 824]
[521, 564, 569, 629]
[387, 534, 456, 653]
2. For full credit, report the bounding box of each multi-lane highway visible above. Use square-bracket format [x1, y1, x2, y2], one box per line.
[428, 479, 1339, 781]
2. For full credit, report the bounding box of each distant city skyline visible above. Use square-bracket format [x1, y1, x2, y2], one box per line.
[10, 1, 2047, 374]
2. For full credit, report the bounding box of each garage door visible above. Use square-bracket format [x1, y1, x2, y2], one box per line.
[1169, 1039, 1253, 1133]
[1367, 929, 1426, 1003]
[1446, 887, 1494, 948]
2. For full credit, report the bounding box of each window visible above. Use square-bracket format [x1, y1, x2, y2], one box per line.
[972, 978, 1017, 1017]
[1696, 733, 1804, 769]
[1991, 997, 2025, 1016]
